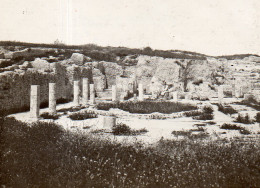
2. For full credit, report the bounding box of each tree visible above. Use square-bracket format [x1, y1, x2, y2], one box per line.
[143, 46, 153, 55]
[178, 60, 195, 92]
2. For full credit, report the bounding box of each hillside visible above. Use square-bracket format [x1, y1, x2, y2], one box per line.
[0, 41, 259, 113]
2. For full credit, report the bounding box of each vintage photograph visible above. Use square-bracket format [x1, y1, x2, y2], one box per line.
[0, 0, 259, 187]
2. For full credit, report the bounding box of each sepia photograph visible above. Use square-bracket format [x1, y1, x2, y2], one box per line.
[0, 0, 260, 187]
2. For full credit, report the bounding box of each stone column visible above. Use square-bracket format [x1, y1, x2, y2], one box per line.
[112, 85, 117, 102]
[30, 85, 40, 119]
[82, 78, 89, 105]
[172, 91, 178, 102]
[73, 80, 80, 106]
[138, 83, 144, 101]
[218, 85, 224, 103]
[49, 83, 56, 114]
[90, 84, 95, 104]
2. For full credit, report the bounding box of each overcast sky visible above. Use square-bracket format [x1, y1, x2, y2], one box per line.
[0, 0, 259, 56]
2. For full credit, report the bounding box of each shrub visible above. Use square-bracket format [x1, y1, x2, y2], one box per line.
[239, 128, 251, 135]
[149, 114, 167, 119]
[207, 121, 216, 125]
[68, 111, 97, 120]
[184, 110, 202, 117]
[236, 97, 260, 111]
[193, 113, 214, 120]
[202, 105, 214, 114]
[112, 123, 132, 135]
[58, 106, 85, 113]
[40, 112, 60, 120]
[0, 60, 13, 68]
[97, 101, 197, 114]
[235, 114, 253, 124]
[172, 130, 192, 137]
[220, 123, 242, 130]
[188, 132, 209, 139]
[112, 123, 148, 136]
[217, 103, 237, 115]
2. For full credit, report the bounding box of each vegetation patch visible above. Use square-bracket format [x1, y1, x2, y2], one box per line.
[112, 123, 148, 136]
[185, 106, 214, 120]
[97, 101, 197, 114]
[40, 112, 60, 120]
[171, 130, 192, 137]
[235, 114, 253, 124]
[68, 111, 97, 120]
[220, 123, 242, 130]
[193, 113, 214, 120]
[236, 97, 260, 111]
[1, 117, 259, 187]
[239, 128, 251, 135]
[217, 103, 237, 115]
[184, 110, 202, 117]
[58, 106, 85, 113]
[206, 121, 216, 125]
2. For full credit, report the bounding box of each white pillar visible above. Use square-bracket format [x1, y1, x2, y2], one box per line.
[30, 85, 40, 119]
[90, 84, 95, 104]
[73, 80, 80, 106]
[49, 83, 56, 114]
[138, 83, 144, 101]
[82, 78, 89, 105]
[172, 91, 178, 102]
[112, 85, 117, 101]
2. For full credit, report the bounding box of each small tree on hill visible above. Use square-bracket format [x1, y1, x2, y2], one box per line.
[178, 60, 195, 92]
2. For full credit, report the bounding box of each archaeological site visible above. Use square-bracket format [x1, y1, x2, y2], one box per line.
[0, 41, 260, 187]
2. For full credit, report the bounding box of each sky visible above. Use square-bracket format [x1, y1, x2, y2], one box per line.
[0, 0, 259, 56]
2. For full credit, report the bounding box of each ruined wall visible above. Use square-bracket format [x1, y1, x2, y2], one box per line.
[0, 60, 92, 113]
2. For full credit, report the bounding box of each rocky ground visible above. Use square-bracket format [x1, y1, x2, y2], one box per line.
[10, 97, 260, 146]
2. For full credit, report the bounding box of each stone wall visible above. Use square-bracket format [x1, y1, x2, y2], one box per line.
[0, 60, 92, 113]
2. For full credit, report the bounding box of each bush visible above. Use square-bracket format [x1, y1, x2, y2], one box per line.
[68, 111, 97, 120]
[172, 130, 191, 137]
[97, 101, 197, 114]
[239, 128, 251, 135]
[184, 110, 202, 117]
[202, 106, 214, 114]
[220, 123, 242, 130]
[58, 106, 85, 113]
[236, 97, 260, 111]
[112, 123, 148, 136]
[235, 114, 253, 124]
[40, 112, 60, 120]
[193, 113, 214, 120]
[217, 103, 237, 115]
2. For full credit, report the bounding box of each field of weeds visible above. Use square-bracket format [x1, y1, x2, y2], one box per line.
[97, 101, 197, 114]
[1, 116, 260, 187]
